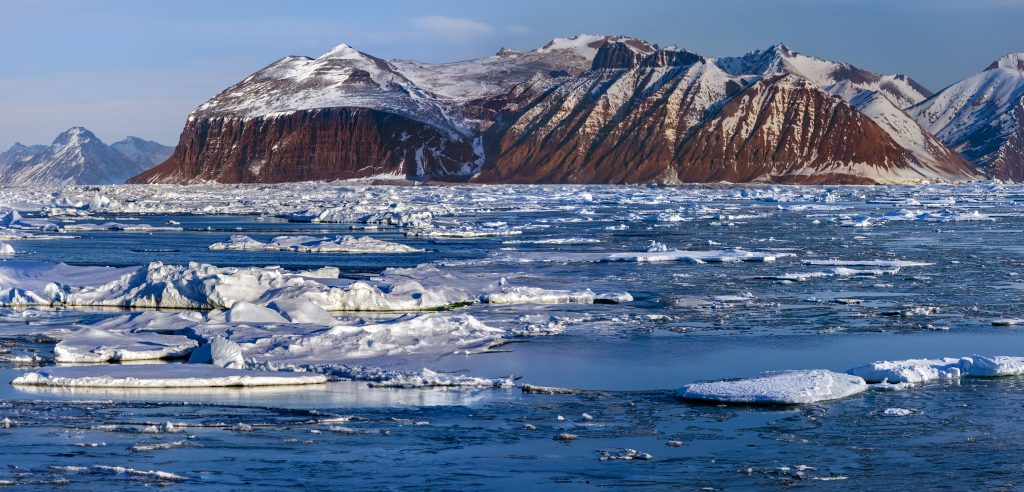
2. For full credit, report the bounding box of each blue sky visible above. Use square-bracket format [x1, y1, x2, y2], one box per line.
[1, 0, 1021, 149]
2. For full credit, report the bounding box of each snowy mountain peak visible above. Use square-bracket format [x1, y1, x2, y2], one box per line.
[986, 53, 1024, 72]
[322, 43, 370, 60]
[53, 127, 97, 146]
[770, 43, 794, 56]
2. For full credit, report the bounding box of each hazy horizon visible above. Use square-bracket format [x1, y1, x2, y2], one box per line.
[2, 0, 1021, 149]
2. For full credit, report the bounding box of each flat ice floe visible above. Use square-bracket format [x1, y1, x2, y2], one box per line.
[59, 222, 182, 232]
[761, 266, 901, 282]
[455, 246, 794, 266]
[52, 327, 198, 363]
[848, 356, 1024, 383]
[12, 364, 328, 388]
[481, 287, 632, 305]
[407, 222, 523, 238]
[802, 259, 934, 267]
[678, 370, 868, 404]
[838, 209, 995, 227]
[209, 234, 423, 253]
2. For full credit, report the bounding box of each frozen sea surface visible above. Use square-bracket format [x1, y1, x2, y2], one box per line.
[1, 183, 1024, 488]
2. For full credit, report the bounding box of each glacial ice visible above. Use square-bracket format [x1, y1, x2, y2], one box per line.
[12, 364, 328, 388]
[678, 370, 869, 404]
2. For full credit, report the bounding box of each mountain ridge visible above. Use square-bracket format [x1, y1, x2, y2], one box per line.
[0, 128, 171, 186]
[131, 35, 1009, 185]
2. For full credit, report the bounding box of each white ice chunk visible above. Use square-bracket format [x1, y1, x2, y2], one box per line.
[958, 355, 1024, 377]
[187, 336, 245, 368]
[849, 355, 1024, 383]
[12, 364, 327, 388]
[847, 358, 962, 384]
[678, 370, 868, 404]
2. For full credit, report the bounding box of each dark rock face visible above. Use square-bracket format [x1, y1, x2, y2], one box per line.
[590, 42, 648, 69]
[130, 108, 477, 184]
[673, 76, 915, 182]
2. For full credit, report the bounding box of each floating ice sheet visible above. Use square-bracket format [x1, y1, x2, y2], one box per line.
[678, 370, 869, 404]
[209, 234, 422, 253]
[52, 327, 198, 363]
[12, 364, 328, 388]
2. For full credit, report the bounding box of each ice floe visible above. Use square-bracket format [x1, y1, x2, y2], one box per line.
[12, 364, 328, 388]
[209, 234, 422, 253]
[762, 266, 901, 282]
[848, 355, 1024, 383]
[51, 327, 198, 363]
[0, 260, 630, 311]
[677, 370, 869, 404]
[802, 259, 934, 267]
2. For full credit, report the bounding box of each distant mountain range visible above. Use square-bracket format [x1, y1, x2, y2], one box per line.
[0, 128, 171, 186]
[19, 35, 1022, 185]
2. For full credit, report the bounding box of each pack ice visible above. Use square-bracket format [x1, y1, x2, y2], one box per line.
[0, 260, 627, 310]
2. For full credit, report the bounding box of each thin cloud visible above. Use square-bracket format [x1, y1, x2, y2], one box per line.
[413, 15, 494, 39]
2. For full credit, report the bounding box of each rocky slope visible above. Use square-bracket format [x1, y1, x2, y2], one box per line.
[0, 128, 166, 186]
[908, 53, 1024, 181]
[132, 36, 987, 185]
[478, 43, 977, 184]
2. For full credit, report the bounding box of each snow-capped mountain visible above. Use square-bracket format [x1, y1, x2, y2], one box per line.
[133, 35, 644, 184]
[132, 36, 986, 185]
[0, 128, 167, 186]
[908, 53, 1024, 180]
[715, 44, 931, 109]
[110, 137, 173, 169]
[479, 43, 975, 184]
